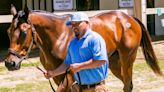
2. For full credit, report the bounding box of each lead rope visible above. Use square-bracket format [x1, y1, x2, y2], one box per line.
[26, 59, 56, 92]
[25, 22, 56, 92]
[36, 66, 55, 92]
[26, 20, 56, 92]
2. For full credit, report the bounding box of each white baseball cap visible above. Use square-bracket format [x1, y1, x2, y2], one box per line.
[66, 12, 89, 26]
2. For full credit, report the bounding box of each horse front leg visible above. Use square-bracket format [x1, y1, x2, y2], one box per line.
[57, 73, 75, 92]
[119, 49, 137, 92]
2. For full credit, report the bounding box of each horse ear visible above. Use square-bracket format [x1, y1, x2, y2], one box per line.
[24, 4, 29, 19]
[10, 4, 17, 16]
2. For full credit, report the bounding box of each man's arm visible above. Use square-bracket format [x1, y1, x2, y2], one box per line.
[70, 59, 106, 73]
[44, 62, 69, 79]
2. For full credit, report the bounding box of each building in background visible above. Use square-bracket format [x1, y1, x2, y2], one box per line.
[0, 0, 164, 49]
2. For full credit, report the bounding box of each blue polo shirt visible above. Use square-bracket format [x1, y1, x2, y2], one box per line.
[64, 28, 108, 85]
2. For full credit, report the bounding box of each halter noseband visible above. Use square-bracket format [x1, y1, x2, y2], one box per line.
[8, 19, 37, 60]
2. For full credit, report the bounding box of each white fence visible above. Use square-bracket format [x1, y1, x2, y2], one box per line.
[0, 9, 133, 23]
[0, 15, 13, 23]
[141, 0, 164, 27]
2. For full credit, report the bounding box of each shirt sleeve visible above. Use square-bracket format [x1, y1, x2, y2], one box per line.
[90, 37, 108, 61]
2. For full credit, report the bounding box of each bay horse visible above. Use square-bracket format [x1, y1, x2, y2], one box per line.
[5, 5, 162, 92]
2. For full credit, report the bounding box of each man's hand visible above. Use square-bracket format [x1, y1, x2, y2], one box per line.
[44, 70, 54, 79]
[70, 63, 81, 73]
[43, 63, 70, 79]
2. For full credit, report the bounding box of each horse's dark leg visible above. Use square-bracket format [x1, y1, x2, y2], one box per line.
[109, 51, 123, 81]
[57, 73, 74, 92]
[118, 48, 138, 92]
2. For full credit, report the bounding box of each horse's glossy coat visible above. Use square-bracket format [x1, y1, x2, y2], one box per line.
[5, 5, 162, 92]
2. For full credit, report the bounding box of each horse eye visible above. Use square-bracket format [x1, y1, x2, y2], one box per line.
[24, 31, 27, 34]
[21, 31, 27, 38]
[17, 31, 27, 44]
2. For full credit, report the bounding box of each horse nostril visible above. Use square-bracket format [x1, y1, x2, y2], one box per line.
[10, 61, 16, 67]
[5, 61, 15, 67]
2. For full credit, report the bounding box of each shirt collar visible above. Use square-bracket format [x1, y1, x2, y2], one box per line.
[81, 28, 92, 39]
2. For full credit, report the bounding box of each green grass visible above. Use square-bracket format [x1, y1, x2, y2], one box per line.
[0, 81, 53, 92]
[4, 77, 25, 81]
[0, 60, 164, 92]
[0, 63, 8, 72]
[0, 65, 7, 72]
[108, 60, 164, 92]
[21, 60, 40, 68]
[134, 60, 164, 72]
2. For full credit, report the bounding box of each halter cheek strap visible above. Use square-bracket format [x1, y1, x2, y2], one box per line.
[27, 20, 56, 92]
[8, 22, 36, 60]
[9, 18, 56, 92]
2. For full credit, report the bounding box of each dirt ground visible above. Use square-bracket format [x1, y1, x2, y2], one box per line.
[0, 40, 164, 92]
[136, 40, 164, 60]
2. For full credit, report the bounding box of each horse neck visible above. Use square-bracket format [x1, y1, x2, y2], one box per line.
[29, 12, 74, 68]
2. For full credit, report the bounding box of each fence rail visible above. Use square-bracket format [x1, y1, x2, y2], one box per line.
[0, 9, 133, 23]
[0, 15, 13, 23]
[146, 8, 164, 15]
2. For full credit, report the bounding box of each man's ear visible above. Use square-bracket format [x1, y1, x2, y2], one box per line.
[10, 4, 17, 16]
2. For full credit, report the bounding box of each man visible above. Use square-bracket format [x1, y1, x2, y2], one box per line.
[44, 12, 109, 92]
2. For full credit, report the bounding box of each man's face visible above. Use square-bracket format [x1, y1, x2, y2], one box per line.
[71, 21, 83, 38]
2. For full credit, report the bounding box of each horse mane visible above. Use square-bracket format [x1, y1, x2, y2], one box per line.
[31, 10, 71, 19]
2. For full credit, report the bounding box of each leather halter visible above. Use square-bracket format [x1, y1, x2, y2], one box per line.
[8, 20, 36, 60]
[8, 19, 56, 92]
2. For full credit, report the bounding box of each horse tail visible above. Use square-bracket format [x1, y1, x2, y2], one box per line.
[134, 17, 163, 76]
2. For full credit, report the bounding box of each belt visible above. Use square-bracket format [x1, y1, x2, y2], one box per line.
[79, 80, 105, 89]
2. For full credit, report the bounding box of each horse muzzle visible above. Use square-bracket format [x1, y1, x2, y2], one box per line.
[5, 60, 21, 71]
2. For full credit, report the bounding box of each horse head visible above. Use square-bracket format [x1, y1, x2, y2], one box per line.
[5, 4, 36, 71]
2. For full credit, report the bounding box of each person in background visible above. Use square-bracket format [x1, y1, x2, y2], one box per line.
[44, 12, 109, 92]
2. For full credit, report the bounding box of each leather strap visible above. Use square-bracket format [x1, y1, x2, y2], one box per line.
[77, 72, 83, 92]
